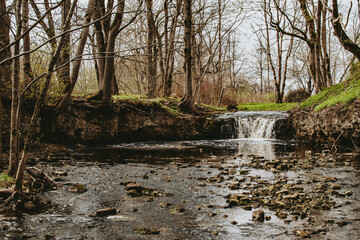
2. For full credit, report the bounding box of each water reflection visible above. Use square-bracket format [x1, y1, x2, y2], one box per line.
[80, 139, 297, 164]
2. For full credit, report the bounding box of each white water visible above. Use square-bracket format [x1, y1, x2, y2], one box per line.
[217, 111, 289, 139]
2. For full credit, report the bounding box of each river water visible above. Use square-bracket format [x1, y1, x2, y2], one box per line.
[0, 112, 359, 239]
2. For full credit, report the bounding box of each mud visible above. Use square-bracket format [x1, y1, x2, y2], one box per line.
[0, 139, 359, 240]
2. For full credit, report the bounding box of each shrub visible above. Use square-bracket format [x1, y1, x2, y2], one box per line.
[285, 89, 311, 103]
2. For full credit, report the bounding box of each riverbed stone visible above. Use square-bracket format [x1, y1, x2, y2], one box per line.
[95, 208, 117, 216]
[252, 209, 265, 222]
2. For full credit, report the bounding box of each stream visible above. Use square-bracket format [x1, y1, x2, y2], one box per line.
[1, 112, 359, 239]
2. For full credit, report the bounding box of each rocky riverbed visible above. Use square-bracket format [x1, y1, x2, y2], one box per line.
[0, 139, 359, 239]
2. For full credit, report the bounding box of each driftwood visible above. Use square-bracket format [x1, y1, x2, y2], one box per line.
[26, 167, 57, 191]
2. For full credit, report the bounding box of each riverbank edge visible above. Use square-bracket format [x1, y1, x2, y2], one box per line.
[289, 99, 360, 149]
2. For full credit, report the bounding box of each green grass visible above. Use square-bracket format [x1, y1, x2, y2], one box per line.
[301, 65, 360, 111]
[0, 173, 14, 189]
[237, 102, 298, 111]
[112, 94, 146, 101]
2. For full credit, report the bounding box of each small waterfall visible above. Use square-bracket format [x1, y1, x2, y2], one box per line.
[216, 111, 290, 139]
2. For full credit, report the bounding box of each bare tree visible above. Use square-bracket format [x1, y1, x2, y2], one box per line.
[0, 0, 11, 166]
[180, 0, 194, 109]
[145, 0, 157, 98]
[326, 0, 360, 62]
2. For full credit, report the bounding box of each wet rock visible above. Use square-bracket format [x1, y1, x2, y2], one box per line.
[145, 197, 153, 202]
[294, 230, 311, 238]
[276, 211, 288, 219]
[208, 212, 217, 217]
[135, 228, 160, 235]
[122, 181, 171, 197]
[337, 220, 349, 227]
[230, 221, 237, 225]
[42, 235, 55, 240]
[95, 208, 117, 216]
[345, 190, 353, 196]
[159, 202, 172, 208]
[169, 206, 185, 214]
[228, 182, 240, 190]
[211, 231, 219, 236]
[68, 183, 87, 193]
[197, 182, 206, 187]
[23, 201, 36, 212]
[265, 215, 271, 221]
[52, 171, 67, 176]
[252, 209, 265, 222]
[243, 205, 252, 211]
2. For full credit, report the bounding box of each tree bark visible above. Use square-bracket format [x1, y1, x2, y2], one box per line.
[102, 0, 125, 106]
[59, 0, 71, 95]
[58, 0, 96, 108]
[180, 0, 194, 110]
[0, 0, 11, 164]
[9, 0, 22, 176]
[146, 0, 157, 98]
[331, 0, 360, 62]
[22, 0, 34, 87]
[163, 0, 181, 97]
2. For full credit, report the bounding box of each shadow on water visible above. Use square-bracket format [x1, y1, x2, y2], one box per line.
[78, 139, 303, 165]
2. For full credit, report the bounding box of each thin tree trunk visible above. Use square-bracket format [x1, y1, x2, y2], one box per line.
[59, 0, 71, 95]
[22, 0, 33, 87]
[15, 0, 78, 192]
[9, 0, 22, 176]
[146, 0, 156, 98]
[102, 0, 125, 106]
[58, 0, 96, 108]
[321, 0, 332, 86]
[0, 0, 11, 165]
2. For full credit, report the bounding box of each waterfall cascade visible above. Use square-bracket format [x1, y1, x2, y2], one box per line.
[216, 111, 290, 139]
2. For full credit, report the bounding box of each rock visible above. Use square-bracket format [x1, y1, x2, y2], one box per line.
[68, 183, 87, 193]
[211, 231, 219, 236]
[135, 228, 160, 235]
[228, 182, 240, 190]
[337, 221, 348, 227]
[252, 209, 265, 222]
[230, 221, 237, 225]
[345, 190, 353, 196]
[265, 215, 271, 221]
[170, 206, 185, 214]
[95, 208, 117, 216]
[145, 197, 153, 202]
[23, 201, 36, 212]
[243, 205, 252, 211]
[294, 230, 311, 238]
[52, 171, 68, 176]
[208, 212, 217, 217]
[197, 182, 206, 187]
[276, 211, 288, 219]
[160, 202, 172, 208]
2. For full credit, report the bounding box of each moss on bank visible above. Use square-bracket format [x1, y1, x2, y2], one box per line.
[301, 63, 360, 111]
[237, 103, 297, 111]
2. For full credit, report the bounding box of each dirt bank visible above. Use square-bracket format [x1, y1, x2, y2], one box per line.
[290, 99, 360, 149]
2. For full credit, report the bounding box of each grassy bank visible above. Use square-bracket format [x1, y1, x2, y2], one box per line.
[237, 102, 298, 111]
[301, 64, 360, 111]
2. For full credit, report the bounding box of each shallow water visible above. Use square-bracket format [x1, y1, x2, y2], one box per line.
[1, 139, 359, 240]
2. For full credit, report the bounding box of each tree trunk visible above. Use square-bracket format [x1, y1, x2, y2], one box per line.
[22, 0, 34, 87]
[298, 0, 322, 93]
[58, 0, 96, 108]
[180, 0, 193, 110]
[321, 0, 332, 87]
[101, 0, 125, 106]
[331, 0, 360, 62]
[0, 0, 11, 164]
[146, 0, 157, 98]
[59, 0, 71, 95]
[9, 0, 22, 176]
[163, 0, 181, 97]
